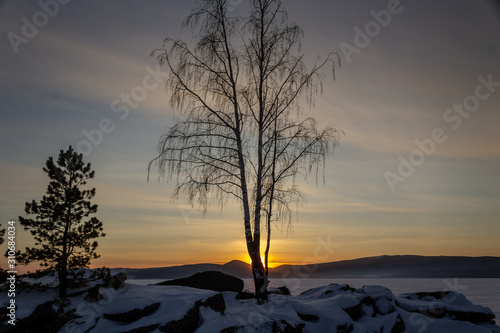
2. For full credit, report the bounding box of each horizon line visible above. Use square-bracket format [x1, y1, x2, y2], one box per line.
[92, 254, 500, 270]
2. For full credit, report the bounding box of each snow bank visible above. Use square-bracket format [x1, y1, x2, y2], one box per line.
[2, 277, 499, 333]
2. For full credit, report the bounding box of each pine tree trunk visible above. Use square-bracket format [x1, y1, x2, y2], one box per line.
[59, 258, 67, 299]
[60, 174, 71, 300]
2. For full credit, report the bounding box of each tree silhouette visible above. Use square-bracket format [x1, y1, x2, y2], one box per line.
[0, 223, 4, 245]
[149, 0, 341, 303]
[18, 146, 105, 299]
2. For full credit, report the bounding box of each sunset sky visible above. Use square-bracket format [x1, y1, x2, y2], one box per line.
[1, 0, 499, 272]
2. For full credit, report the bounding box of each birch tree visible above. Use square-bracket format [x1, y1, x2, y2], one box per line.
[149, 0, 341, 303]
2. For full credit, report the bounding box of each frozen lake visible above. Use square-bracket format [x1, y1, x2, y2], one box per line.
[129, 277, 500, 318]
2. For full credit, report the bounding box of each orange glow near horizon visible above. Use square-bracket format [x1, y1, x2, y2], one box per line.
[241, 255, 289, 269]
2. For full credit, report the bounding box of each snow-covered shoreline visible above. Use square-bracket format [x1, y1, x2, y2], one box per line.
[127, 277, 500, 319]
[2, 274, 499, 333]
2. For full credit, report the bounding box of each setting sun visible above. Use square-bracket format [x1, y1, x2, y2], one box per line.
[242, 255, 284, 269]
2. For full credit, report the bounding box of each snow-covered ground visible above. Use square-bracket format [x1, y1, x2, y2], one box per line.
[128, 277, 500, 319]
[251, 278, 500, 319]
[3, 275, 499, 332]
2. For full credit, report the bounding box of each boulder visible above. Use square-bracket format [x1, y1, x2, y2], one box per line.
[159, 293, 226, 333]
[396, 291, 496, 323]
[200, 293, 226, 314]
[341, 286, 396, 321]
[356, 285, 396, 316]
[156, 271, 244, 292]
[158, 305, 200, 333]
[268, 286, 291, 295]
[278, 286, 291, 295]
[343, 300, 365, 321]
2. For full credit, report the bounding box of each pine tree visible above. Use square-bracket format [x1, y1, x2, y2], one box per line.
[0, 223, 4, 245]
[18, 146, 105, 299]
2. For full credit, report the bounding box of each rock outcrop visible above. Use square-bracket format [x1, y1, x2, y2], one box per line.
[156, 270, 244, 292]
[7, 272, 499, 333]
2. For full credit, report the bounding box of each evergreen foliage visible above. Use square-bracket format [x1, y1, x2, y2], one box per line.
[18, 146, 105, 299]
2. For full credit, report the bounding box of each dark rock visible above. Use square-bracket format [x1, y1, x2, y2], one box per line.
[0, 304, 12, 323]
[356, 286, 396, 316]
[271, 320, 304, 332]
[278, 286, 291, 295]
[373, 313, 406, 333]
[106, 272, 127, 290]
[199, 293, 226, 314]
[396, 291, 496, 324]
[374, 296, 396, 315]
[297, 312, 319, 323]
[156, 271, 244, 292]
[85, 285, 104, 302]
[158, 305, 201, 333]
[336, 323, 354, 333]
[327, 283, 356, 293]
[104, 302, 160, 323]
[221, 326, 243, 333]
[5, 301, 77, 333]
[343, 301, 365, 321]
[390, 314, 406, 333]
[269, 286, 291, 296]
[122, 324, 160, 333]
[83, 316, 101, 333]
[339, 284, 356, 292]
[396, 296, 446, 319]
[236, 291, 255, 300]
[346, 295, 377, 319]
[447, 309, 495, 323]
[342, 286, 398, 321]
[159, 294, 225, 333]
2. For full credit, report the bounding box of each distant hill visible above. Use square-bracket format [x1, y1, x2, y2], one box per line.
[123, 255, 500, 279]
[124, 260, 252, 279]
[270, 255, 500, 278]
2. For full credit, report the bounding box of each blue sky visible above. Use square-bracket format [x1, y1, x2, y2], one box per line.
[1, 0, 499, 270]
